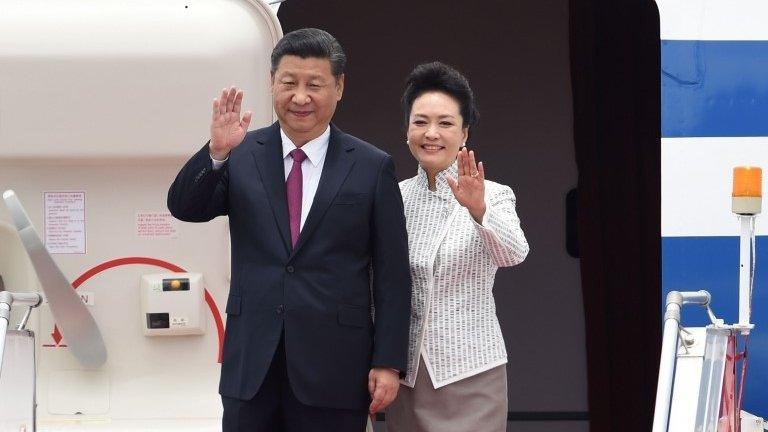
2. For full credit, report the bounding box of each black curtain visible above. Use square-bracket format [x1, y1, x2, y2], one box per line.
[569, 1, 661, 431]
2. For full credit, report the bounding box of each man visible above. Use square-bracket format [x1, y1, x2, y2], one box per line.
[168, 28, 411, 431]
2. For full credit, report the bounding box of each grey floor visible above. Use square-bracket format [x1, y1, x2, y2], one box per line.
[373, 421, 589, 432]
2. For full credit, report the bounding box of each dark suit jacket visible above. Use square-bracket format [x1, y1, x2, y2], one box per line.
[167, 122, 412, 410]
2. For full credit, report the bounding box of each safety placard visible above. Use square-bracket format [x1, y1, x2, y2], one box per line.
[136, 211, 178, 239]
[44, 191, 86, 254]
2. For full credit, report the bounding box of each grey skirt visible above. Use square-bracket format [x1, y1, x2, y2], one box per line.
[386, 357, 508, 432]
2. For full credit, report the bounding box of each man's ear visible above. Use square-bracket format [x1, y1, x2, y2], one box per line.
[335, 74, 345, 101]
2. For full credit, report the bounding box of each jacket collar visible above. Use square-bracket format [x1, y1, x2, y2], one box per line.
[251, 122, 356, 259]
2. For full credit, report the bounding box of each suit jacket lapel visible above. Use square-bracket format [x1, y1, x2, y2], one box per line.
[251, 122, 292, 255]
[289, 124, 356, 260]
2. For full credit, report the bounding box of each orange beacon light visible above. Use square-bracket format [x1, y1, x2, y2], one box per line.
[732, 166, 762, 215]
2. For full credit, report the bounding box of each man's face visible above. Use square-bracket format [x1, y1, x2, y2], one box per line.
[271, 55, 344, 145]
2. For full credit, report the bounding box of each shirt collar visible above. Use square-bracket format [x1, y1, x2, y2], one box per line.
[416, 161, 459, 197]
[281, 126, 331, 167]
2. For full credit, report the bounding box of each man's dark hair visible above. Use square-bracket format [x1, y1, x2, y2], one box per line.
[270, 28, 346, 77]
[402, 61, 479, 131]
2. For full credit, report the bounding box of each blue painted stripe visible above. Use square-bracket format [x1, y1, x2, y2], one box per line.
[662, 40, 768, 138]
[662, 236, 768, 415]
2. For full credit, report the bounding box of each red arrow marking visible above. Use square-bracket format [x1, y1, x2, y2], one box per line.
[48, 257, 224, 363]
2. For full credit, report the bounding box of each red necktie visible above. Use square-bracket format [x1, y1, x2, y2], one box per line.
[286, 149, 307, 247]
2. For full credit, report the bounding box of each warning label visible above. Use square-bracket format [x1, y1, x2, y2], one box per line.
[136, 212, 178, 239]
[44, 191, 86, 254]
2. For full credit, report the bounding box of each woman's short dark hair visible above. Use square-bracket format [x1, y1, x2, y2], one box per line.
[402, 61, 479, 131]
[271, 28, 346, 77]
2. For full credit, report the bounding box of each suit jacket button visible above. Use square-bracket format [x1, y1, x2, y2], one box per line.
[276, 305, 284, 315]
[286, 265, 295, 274]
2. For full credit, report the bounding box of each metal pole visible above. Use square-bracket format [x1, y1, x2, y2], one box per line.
[653, 301, 681, 432]
[0, 298, 10, 380]
[738, 215, 753, 327]
[652, 291, 711, 432]
[0, 291, 42, 379]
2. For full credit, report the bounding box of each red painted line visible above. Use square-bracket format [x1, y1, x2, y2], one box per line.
[53, 257, 225, 363]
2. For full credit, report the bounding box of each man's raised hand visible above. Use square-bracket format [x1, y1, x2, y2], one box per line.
[209, 86, 252, 160]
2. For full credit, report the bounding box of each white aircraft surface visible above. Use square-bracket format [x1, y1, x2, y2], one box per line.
[0, 0, 284, 430]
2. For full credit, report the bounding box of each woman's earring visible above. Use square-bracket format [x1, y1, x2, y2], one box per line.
[406, 139, 410, 145]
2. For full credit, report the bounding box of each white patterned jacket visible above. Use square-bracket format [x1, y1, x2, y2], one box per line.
[399, 162, 529, 388]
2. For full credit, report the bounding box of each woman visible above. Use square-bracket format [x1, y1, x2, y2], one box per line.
[386, 62, 529, 431]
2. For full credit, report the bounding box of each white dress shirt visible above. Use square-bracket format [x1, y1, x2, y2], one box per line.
[211, 126, 330, 230]
[399, 162, 529, 388]
[279, 127, 330, 230]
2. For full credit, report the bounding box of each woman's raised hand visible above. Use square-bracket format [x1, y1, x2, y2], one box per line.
[209, 86, 252, 160]
[447, 147, 486, 222]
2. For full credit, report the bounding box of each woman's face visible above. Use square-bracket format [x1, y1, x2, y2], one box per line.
[407, 91, 469, 173]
